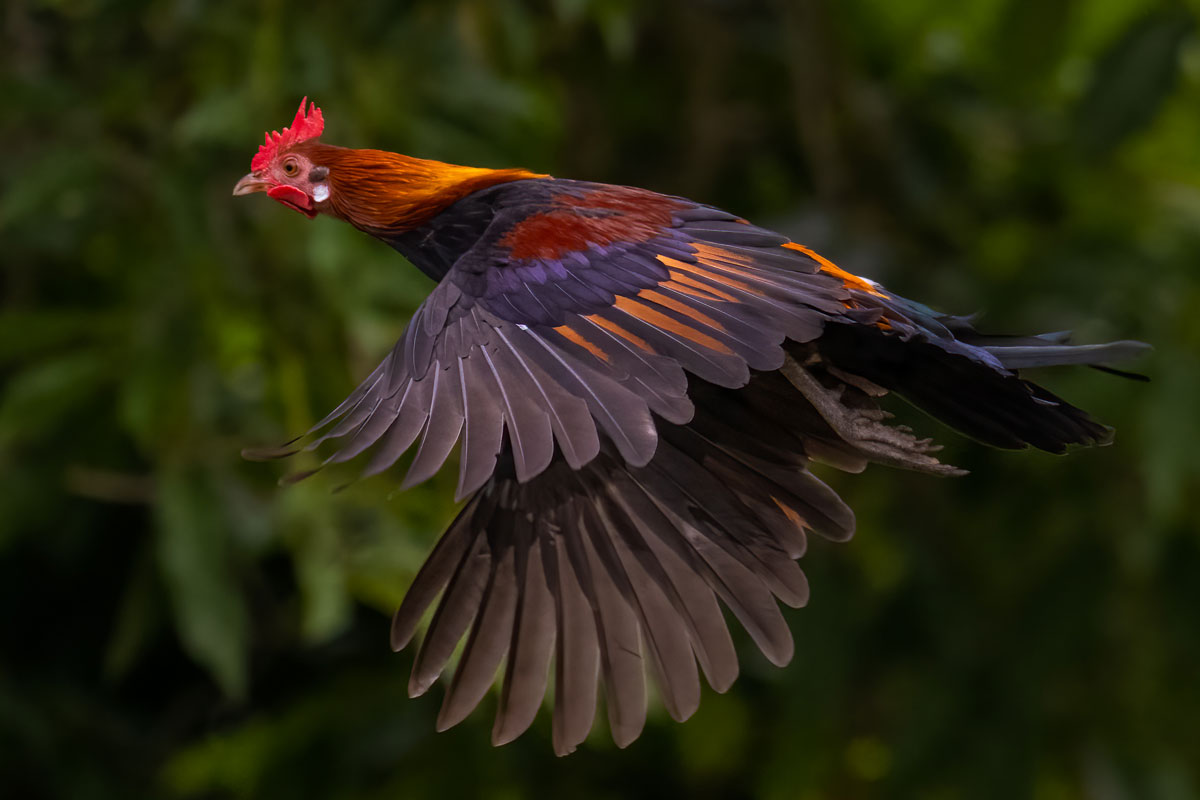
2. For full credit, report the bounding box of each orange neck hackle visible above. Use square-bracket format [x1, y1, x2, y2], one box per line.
[292, 143, 547, 236]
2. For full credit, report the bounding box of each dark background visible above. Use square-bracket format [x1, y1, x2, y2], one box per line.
[3, 1, 1199, 798]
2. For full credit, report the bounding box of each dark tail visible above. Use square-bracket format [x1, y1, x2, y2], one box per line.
[813, 321, 1148, 453]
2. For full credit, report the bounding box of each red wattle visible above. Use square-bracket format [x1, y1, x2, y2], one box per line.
[267, 185, 317, 218]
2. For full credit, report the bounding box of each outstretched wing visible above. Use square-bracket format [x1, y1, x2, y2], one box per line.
[251, 177, 1146, 753]
[264, 278, 619, 499]
[270, 180, 876, 496]
[389, 363, 883, 755]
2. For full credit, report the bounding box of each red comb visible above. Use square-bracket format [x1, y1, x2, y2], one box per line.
[251, 97, 325, 172]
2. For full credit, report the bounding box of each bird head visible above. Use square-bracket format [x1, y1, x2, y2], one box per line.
[235, 98, 549, 236]
[233, 97, 329, 219]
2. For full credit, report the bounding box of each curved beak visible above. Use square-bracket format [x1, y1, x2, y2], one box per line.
[232, 173, 271, 196]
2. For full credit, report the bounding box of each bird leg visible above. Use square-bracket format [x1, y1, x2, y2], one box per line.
[780, 353, 966, 477]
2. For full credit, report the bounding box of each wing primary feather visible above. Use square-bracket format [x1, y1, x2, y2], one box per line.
[400, 365, 466, 488]
[303, 390, 387, 452]
[520, 329, 657, 466]
[437, 523, 519, 731]
[584, 493, 701, 722]
[480, 341, 555, 482]
[576, 313, 694, 423]
[390, 494, 483, 650]
[402, 305, 439, 383]
[305, 362, 387, 434]
[561, 500, 647, 748]
[651, 437, 808, 607]
[493, 327, 601, 471]
[493, 516, 556, 746]
[542, 520, 600, 756]
[607, 474, 738, 692]
[457, 352, 506, 500]
[637, 454, 794, 666]
[647, 285, 785, 371]
[333, 377, 429, 468]
[311, 395, 388, 460]
[600, 306, 749, 388]
[409, 531, 493, 698]
[241, 442, 302, 461]
[355, 380, 420, 475]
[659, 503, 794, 667]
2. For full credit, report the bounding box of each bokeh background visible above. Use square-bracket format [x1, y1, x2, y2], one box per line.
[4, 1, 1200, 798]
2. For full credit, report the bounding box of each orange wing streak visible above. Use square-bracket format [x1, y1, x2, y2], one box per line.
[661, 279, 725, 302]
[652, 256, 734, 284]
[637, 289, 726, 331]
[585, 314, 654, 353]
[688, 243, 803, 288]
[690, 242, 755, 265]
[660, 255, 765, 297]
[782, 242, 887, 297]
[771, 496, 808, 529]
[553, 324, 611, 363]
[666, 271, 738, 302]
[612, 296, 735, 355]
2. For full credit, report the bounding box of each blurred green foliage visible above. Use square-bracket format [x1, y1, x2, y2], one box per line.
[3, 1, 1199, 798]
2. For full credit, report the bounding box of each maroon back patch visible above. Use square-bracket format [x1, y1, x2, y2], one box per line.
[501, 186, 681, 260]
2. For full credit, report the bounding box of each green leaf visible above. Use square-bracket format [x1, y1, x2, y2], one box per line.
[103, 543, 164, 681]
[991, 0, 1073, 87]
[282, 496, 353, 643]
[0, 310, 114, 364]
[154, 467, 249, 699]
[1075, 7, 1195, 156]
[0, 350, 111, 447]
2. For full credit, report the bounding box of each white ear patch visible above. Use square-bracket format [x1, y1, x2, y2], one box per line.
[312, 183, 330, 203]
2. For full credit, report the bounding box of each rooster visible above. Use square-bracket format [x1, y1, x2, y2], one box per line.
[234, 99, 1147, 754]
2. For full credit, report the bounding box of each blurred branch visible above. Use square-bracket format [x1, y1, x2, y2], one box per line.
[65, 465, 156, 505]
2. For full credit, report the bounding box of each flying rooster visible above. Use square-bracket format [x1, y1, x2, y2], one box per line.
[234, 99, 1146, 754]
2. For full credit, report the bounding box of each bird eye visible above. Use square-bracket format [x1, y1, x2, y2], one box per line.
[282, 159, 299, 177]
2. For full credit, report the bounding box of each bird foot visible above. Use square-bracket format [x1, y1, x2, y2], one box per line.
[781, 355, 966, 476]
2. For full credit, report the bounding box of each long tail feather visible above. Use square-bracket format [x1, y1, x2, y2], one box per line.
[981, 339, 1150, 369]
